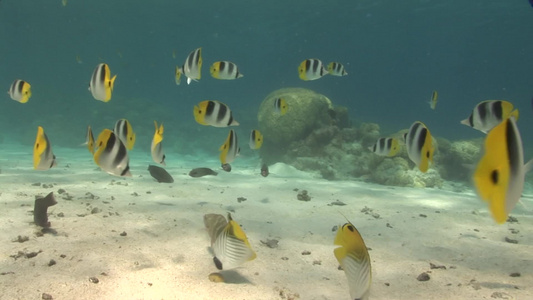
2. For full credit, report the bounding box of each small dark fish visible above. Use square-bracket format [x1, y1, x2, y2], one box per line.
[261, 163, 269, 177]
[221, 163, 232, 172]
[148, 165, 174, 183]
[189, 167, 218, 177]
[34, 192, 57, 227]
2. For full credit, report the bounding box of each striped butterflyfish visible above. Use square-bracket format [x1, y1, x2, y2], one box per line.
[473, 116, 533, 224]
[249, 129, 263, 150]
[194, 100, 239, 127]
[113, 119, 136, 150]
[274, 98, 288, 116]
[368, 137, 400, 157]
[210, 61, 243, 80]
[93, 129, 131, 177]
[204, 213, 256, 270]
[403, 121, 434, 173]
[88, 63, 116, 102]
[175, 47, 202, 85]
[327, 62, 348, 77]
[33, 126, 57, 170]
[219, 129, 240, 165]
[334, 221, 372, 300]
[8, 79, 32, 103]
[461, 100, 519, 134]
[298, 58, 328, 81]
[151, 121, 165, 166]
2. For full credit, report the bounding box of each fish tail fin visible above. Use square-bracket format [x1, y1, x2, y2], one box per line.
[511, 109, 519, 121]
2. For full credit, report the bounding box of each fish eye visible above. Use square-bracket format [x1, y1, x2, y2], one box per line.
[345, 224, 355, 232]
[426, 151, 429, 158]
[35, 143, 39, 149]
[491, 170, 499, 184]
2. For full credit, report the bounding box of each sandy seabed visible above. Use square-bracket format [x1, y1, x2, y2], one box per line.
[0, 145, 532, 300]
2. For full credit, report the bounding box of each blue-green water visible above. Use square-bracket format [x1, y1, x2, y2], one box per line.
[1, 2, 533, 299]
[1, 1, 532, 150]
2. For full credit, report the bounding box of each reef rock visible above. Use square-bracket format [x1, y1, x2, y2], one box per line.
[258, 88, 335, 163]
[434, 138, 482, 181]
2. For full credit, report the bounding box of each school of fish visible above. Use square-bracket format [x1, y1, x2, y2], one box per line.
[8, 45, 531, 300]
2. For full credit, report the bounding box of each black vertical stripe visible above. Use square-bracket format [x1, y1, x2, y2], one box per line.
[478, 102, 487, 122]
[113, 141, 128, 168]
[506, 118, 520, 177]
[205, 101, 215, 116]
[219, 61, 226, 74]
[305, 59, 311, 73]
[493, 101, 503, 120]
[105, 132, 117, 153]
[99, 64, 106, 83]
[16, 80, 24, 94]
[217, 103, 228, 123]
[386, 138, 392, 152]
[417, 127, 428, 152]
[227, 62, 234, 75]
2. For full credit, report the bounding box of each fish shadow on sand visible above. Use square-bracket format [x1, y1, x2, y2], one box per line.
[218, 270, 252, 284]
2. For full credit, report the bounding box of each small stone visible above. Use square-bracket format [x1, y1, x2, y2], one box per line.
[301, 250, 311, 255]
[12, 235, 29, 243]
[89, 277, 99, 283]
[91, 207, 100, 214]
[57, 212, 65, 217]
[384, 282, 390, 286]
[297, 190, 311, 201]
[48, 259, 56, 266]
[328, 200, 346, 206]
[419, 214, 427, 218]
[32, 182, 41, 186]
[331, 225, 338, 232]
[505, 237, 518, 244]
[120, 231, 127, 236]
[386, 223, 393, 228]
[509, 272, 520, 277]
[41, 293, 53, 300]
[237, 197, 247, 203]
[509, 228, 519, 234]
[281, 257, 289, 261]
[260, 239, 279, 248]
[312, 260, 321, 265]
[417, 272, 430, 281]
[430, 263, 446, 270]
[57, 189, 66, 194]
[507, 216, 518, 223]
[208, 272, 225, 283]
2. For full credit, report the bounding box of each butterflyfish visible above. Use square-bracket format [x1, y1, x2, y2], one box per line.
[93, 129, 131, 177]
[194, 100, 239, 127]
[210, 61, 243, 80]
[429, 90, 438, 110]
[274, 98, 288, 115]
[334, 221, 372, 300]
[204, 213, 256, 270]
[249, 129, 263, 150]
[33, 126, 57, 170]
[113, 119, 136, 150]
[8, 79, 32, 103]
[175, 47, 202, 85]
[404, 121, 434, 173]
[327, 62, 348, 76]
[473, 116, 533, 224]
[151, 121, 165, 166]
[461, 100, 519, 134]
[298, 58, 328, 81]
[368, 137, 400, 157]
[219, 129, 240, 165]
[89, 63, 117, 102]
[84, 125, 95, 154]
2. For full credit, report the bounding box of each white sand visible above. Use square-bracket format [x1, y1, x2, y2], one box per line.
[1, 145, 532, 300]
